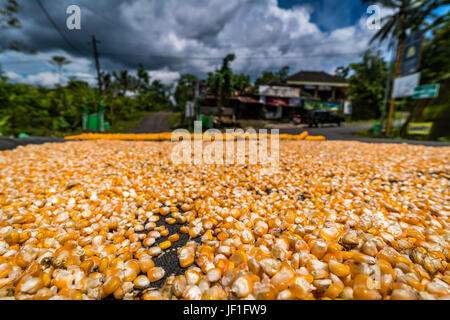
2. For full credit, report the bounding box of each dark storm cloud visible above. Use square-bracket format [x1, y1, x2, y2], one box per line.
[2, 0, 379, 85]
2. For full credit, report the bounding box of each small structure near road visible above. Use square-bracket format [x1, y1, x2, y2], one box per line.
[196, 70, 349, 123]
[285, 70, 348, 104]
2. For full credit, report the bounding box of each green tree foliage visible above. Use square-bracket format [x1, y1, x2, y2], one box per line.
[49, 56, 71, 82]
[207, 54, 253, 108]
[174, 73, 198, 112]
[254, 66, 290, 86]
[0, 0, 34, 53]
[421, 21, 450, 83]
[415, 21, 450, 139]
[231, 73, 251, 95]
[365, 0, 446, 46]
[207, 54, 235, 107]
[334, 66, 349, 79]
[347, 50, 388, 120]
[0, 63, 174, 136]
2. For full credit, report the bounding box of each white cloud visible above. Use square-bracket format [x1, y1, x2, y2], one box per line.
[6, 71, 61, 87]
[1, 49, 97, 87]
[2, 0, 391, 84]
[149, 68, 180, 85]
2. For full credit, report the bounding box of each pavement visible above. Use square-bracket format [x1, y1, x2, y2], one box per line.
[0, 123, 448, 151]
[276, 123, 450, 147]
[128, 112, 170, 134]
[0, 137, 65, 151]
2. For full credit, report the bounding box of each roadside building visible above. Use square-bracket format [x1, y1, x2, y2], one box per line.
[256, 83, 308, 120]
[285, 70, 349, 112]
[196, 70, 349, 123]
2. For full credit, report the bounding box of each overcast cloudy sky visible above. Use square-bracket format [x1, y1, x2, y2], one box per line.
[0, 0, 440, 87]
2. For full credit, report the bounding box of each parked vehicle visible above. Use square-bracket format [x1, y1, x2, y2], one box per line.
[305, 110, 345, 127]
[292, 114, 302, 125]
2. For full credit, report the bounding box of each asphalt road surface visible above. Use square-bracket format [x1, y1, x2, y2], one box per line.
[0, 137, 65, 151]
[0, 123, 448, 151]
[278, 123, 450, 147]
[128, 112, 170, 134]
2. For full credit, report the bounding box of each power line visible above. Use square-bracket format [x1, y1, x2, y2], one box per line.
[34, 0, 84, 54]
[1, 49, 365, 64]
[98, 50, 365, 61]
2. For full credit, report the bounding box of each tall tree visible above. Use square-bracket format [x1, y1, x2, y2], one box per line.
[365, 0, 447, 134]
[207, 54, 235, 107]
[113, 70, 137, 96]
[420, 21, 450, 83]
[136, 64, 150, 92]
[49, 56, 71, 83]
[334, 66, 349, 79]
[347, 50, 388, 120]
[254, 66, 290, 86]
[232, 73, 251, 95]
[174, 73, 198, 112]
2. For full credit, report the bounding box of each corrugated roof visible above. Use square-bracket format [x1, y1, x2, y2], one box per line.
[229, 96, 261, 104]
[286, 71, 347, 84]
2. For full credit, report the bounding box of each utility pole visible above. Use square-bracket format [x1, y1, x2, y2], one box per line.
[385, 40, 404, 137]
[89, 35, 103, 95]
[379, 44, 396, 134]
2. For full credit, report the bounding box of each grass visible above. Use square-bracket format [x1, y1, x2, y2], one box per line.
[345, 119, 378, 124]
[167, 112, 182, 130]
[106, 111, 151, 133]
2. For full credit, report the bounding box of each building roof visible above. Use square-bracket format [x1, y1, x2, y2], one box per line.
[229, 96, 261, 104]
[265, 97, 289, 107]
[286, 71, 347, 85]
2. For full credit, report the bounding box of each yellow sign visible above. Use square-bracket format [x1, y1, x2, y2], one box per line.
[407, 122, 433, 135]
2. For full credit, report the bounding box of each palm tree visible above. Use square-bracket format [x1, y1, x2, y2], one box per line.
[113, 70, 137, 96]
[49, 56, 71, 83]
[367, 0, 446, 46]
[364, 0, 447, 135]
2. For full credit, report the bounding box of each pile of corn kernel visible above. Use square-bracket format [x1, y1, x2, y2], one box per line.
[0, 140, 449, 300]
[64, 131, 326, 141]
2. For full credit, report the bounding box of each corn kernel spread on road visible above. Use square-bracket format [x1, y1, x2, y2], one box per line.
[0, 140, 449, 300]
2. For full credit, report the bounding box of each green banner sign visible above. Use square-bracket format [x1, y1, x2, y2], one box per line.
[304, 100, 340, 111]
[413, 84, 440, 99]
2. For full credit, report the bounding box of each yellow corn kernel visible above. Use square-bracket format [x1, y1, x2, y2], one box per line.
[159, 240, 172, 250]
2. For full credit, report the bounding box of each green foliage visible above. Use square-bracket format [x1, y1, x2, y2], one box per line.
[206, 54, 252, 109]
[106, 111, 150, 134]
[422, 78, 450, 139]
[365, 0, 447, 46]
[0, 64, 175, 136]
[174, 74, 198, 113]
[0, 0, 20, 29]
[49, 56, 71, 74]
[167, 112, 182, 129]
[0, 0, 35, 53]
[209, 54, 235, 107]
[421, 22, 450, 83]
[347, 50, 388, 120]
[334, 66, 349, 79]
[254, 66, 290, 86]
[232, 73, 251, 94]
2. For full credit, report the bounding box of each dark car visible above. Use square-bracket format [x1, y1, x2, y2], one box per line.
[306, 110, 345, 127]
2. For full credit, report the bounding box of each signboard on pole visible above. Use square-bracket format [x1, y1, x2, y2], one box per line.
[185, 101, 195, 118]
[344, 100, 352, 115]
[400, 31, 423, 76]
[407, 122, 433, 135]
[392, 72, 420, 98]
[258, 85, 300, 98]
[412, 84, 440, 99]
